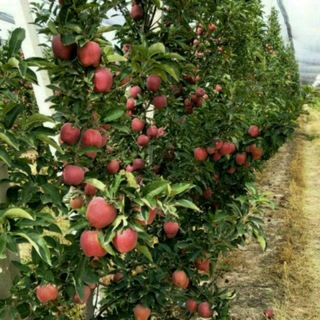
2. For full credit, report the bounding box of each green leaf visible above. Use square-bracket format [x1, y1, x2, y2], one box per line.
[41, 184, 63, 206]
[136, 244, 153, 262]
[0, 234, 7, 260]
[148, 43, 166, 58]
[161, 64, 180, 81]
[18, 60, 28, 77]
[61, 34, 76, 45]
[103, 109, 124, 122]
[26, 114, 54, 129]
[126, 172, 139, 188]
[47, 20, 58, 34]
[3, 105, 24, 129]
[8, 28, 25, 57]
[4, 208, 34, 220]
[110, 123, 130, 134]
[0, 146, 12, 167]
[142, 181, 169, 198]
[14, 232, 52, 265]
[169, 183, 194, 197]
[253, 229, 267, 251]
[83, 178, 106, 192]
[172, 199, 200, 212]
[106, 55, 127, 63]
[36, 134, 64, 154]
[0, 132, 19, 150]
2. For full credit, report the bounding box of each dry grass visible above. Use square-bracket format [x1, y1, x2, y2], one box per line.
[273, 106, 320, 319]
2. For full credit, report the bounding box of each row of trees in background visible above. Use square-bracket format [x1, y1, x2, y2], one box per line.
[0, 0, 303, 319]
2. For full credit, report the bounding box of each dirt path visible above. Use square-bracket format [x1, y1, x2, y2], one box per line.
[215, 107, 320, 320]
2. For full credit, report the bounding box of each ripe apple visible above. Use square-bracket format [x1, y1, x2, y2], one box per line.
[93, 68, 113, 93]
[113, 273, 124, 282]
[209, 23, 217, 31]
[203, 188, 212, 199]
[60, 123, 80, 145]
[195, 87, 205, 97]
[163, 221, 179, 238]
[214, 139, 223, 150]
[248, 125, 260, 138]
[235, 152, 247, 165]
[172, 270, 189, 289]
[81, 128, 103, 158]
[84, 183, 97, 196]
[227, 167, 236, 174]
[135, 207, 157, 225]
[74, 286, 91, 304]
[252, 147, 263, 160]
[152, 95, 167, 109]
[132, 158, 145, 171]
[198, 302, 213, 318]
[86, 197, 117, 228]
[129, 86, 141, 98]
[219, 142, 232, 155]
[63, 165, 84, 186]
[112, 228, 138, 253]
[186, 299, 198, 313]
[70, 197, 84, 209]
[194, 147, 208, 161]
[123, 44, 132, 53]
[137, 135, 150, 147]
[130, 5, 144, 20]
[264, 308, 275, 318]
[157, 128, 165, 137]
[146, 74, 161, 92]
[77, 41, 101, 67]
[52, 35, 75, 60]
[146, 125, 158, 138]
[133, 304, 151, 320]
[131, 118, 145, 132]
[214, 84, 222, 92]
[36, 284, 58, 303]
[106, 159, 120, 174]
[126, 98, 136, 110]
[195, 258, 210, 272]
[80, 230, 107, 257]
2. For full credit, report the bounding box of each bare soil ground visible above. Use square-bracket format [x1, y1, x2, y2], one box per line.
[215, 107, 320, 320]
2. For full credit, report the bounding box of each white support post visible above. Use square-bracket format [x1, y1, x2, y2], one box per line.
[13, 0, 54, 118]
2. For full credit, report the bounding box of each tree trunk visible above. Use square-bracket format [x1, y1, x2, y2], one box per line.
[0, 162, 20, 319]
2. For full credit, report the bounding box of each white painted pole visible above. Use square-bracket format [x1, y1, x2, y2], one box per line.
[13, 0, 54, 118]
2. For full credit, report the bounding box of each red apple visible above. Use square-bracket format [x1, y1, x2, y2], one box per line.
[252, 147, 263, 160]
[126, 98, 136, 110]
[113, 228, 138, 253]
[186, 299, 198, 313]
[264, 308, 275, 318]
[130, 5, 144, 20]
[172, 270, 189, 289]
[146, 125, 158, 138]
[70, 197, 84, 209]
[198, 302, 213, 318]
[36, 284, 58, 303]
[133, 304, 151, 320]
[86, 197, 117, 229]
[106, 159, 120, 174]
[203, 188, 212, 199]
[80, 230, 107, 257]
[235, 152, 247, 165]
[94, 68, 113, 93]
[152, 95, 167, 109]
[113, 273, 124, 282]
[163, 221, 179, 238]
[132, 159, 145, 171]
[74, 286, 91, 304]
[219, 142, 232, 155]
[77, 41, 101, 67]
[209, 23, 217, 31]
[195, 258, 210, 272]
[248, 125, 260, 138]
[63, 165, 84, 186]
[195, 87, 205, 97]
[136, 207, 157, 225]
[60, 123, 80, 145]
[214, 139, 223, 150]
[213, 152, 221, 160]
[129, 86, 141, 98]
[194, 147, 208, 161]
[81, 129, 103, 158]
[131, 118, 145, 132]
[214, 84, 222, 92]
[84, 183, 97, 196]
[52, 35, 75, 60]
[146, 74, 161, 92]
[137, 135, 150, 147]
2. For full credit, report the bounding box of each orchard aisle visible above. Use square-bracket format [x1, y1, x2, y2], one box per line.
[215, 106, 320, 320]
